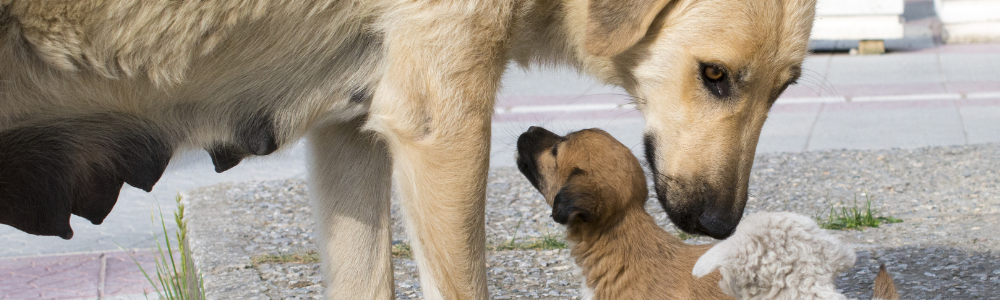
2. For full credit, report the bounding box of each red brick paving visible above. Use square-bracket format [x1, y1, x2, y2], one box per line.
[0, 250, 157, 300]
[102, 251, 159, 297]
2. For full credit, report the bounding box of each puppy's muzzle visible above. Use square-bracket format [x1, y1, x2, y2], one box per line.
[515, 126, 562, 190]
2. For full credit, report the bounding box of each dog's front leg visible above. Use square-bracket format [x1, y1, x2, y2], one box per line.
[308, 118, 394, 300]
[364, 4, 512, 299]
[369, 92, 494, 300]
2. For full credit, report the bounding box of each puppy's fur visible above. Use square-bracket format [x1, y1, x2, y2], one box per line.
[1, 0, 817, 298]
[516, 127, 733, 300]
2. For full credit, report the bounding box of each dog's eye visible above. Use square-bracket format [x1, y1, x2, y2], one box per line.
[699, 63, 731, 98]
[704, 65, 724, 81]
[551, 146, 558, 156]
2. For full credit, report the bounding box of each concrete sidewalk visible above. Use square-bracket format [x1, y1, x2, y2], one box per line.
[3, 38, 1000, 300]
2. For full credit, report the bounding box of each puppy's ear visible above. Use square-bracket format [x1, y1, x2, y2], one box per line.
[551, 187, 595, 225]
[585, 0, 672, 57]
[692, 239, 736, 278]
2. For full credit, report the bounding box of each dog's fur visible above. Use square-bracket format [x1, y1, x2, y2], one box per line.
[0, 0, 816, 298]
[515, 127, 734, 299]
[692, 212, 857, 299]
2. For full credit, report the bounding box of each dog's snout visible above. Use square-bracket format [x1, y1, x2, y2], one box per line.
[667, 208, 738, 239]
[697, 212, 739, 239]
[652, 175, 743, 239]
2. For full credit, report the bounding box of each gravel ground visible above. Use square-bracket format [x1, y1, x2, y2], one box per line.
[186, 143, 1000, 299]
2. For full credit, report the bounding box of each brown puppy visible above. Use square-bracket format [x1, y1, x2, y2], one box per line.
[516, 126, 733, 300]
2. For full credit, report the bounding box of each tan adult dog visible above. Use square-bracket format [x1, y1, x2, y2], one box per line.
[516, 126, 733, 299]
[0, 0, 816, 298]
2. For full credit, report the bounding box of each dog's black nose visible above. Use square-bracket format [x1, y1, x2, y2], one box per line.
[666, 211, 738, 239]
[655, 188, 742, 239]
[697, 213, 739, 239]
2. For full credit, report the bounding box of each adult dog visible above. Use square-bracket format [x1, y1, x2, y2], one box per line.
[0, 0, 815, 298]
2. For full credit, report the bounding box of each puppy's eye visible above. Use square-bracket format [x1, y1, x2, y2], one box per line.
[551, 146, 558, 156]
[699, 63, 731, 98]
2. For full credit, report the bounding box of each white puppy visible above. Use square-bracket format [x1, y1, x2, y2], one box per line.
[692, 212, 857, 300]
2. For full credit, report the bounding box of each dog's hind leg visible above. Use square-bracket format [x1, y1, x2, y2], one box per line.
[308, 117, 394, 299]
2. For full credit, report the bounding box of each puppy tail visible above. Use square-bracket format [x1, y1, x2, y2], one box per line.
[873, 263, 899, 300]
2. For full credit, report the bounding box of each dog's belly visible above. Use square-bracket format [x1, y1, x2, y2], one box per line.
[0, 9, 385, 238]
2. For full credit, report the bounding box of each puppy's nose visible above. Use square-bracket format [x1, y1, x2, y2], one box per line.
[517, 127, 561, 153]
[526, 126, 553, 136]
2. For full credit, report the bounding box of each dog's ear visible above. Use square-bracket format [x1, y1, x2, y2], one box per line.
[551, 187, 595, 225]
[585, 0, 672, 57]
[692, 239, 736, 278]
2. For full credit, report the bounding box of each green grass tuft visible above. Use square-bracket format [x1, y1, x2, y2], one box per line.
[128, 195, 206, 300]
[248, 244, 413, 266]
[675, 231, 696, 241]
[490, 215, 569, 251]
[251, 252, 321, 266]
[392, 243, 413, 259]
[816, 193, 902, 230]
[491, 234, 569, 251]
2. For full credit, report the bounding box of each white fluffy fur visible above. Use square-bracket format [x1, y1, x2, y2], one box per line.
[692, 212, 856, 300]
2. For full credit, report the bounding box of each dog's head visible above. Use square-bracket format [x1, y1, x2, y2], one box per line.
[558, 0, 816, 238]
[516, 127, 647, 227]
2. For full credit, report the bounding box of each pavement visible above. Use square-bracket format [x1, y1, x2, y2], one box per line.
[3, 1, 1000, 297]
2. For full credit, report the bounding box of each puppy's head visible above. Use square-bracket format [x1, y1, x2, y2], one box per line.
[516, 127, 647, 227]
[560, 0, 816, 238]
